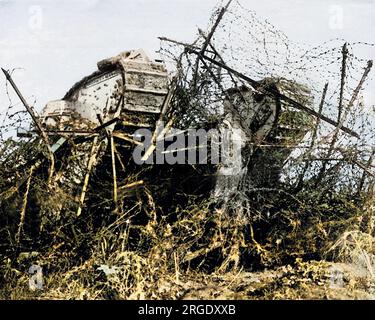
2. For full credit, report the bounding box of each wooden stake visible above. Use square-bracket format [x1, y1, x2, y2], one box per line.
[141, 117, 175, 162]
[337, 43, 348, 123]
[110, 134, 119, 211]
[316, 58, 373, 185]
[16, 166, 34, 244]
[1, 68, 56, 183]
[340, 60, 373, 127]
[77, 136, 99, 217]
[200, 0, 233, 54]
[296, 83, 328, 190]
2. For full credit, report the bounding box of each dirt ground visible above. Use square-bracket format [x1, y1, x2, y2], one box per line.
[162, 261, 375, 300]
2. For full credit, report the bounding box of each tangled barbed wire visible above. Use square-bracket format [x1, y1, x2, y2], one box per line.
[159, 0, 374, 196]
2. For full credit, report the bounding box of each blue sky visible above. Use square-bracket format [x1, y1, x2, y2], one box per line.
[0, 0, 374, 118]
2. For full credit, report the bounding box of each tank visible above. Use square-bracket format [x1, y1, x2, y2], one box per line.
[39, 49, 169, 132]
[37, 50, 314, 207]
[214, 78, 314, 201]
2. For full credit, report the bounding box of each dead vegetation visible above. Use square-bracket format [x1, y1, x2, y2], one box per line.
[0, 1, 374, 300]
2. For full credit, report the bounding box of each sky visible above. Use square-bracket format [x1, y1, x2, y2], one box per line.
[0, 0, 374, 118]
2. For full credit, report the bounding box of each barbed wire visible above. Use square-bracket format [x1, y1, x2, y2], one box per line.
[159, 0, 374, 193]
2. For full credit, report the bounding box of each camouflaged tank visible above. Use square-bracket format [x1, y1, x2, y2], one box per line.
[38, 50, 313, 207]
[214, 78, 314, 200]
[40, 49, 169, 132]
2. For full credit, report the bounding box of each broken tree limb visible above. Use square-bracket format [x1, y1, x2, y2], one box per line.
[44, 130, 96, 135]
[1, 68, 50, 144]
[1, 137, 67, 200]
[344, 60, 373, 118]
[112, 132, 142, 146]
[316, 58, 373, 185]
[198, 28, 239, 87]
[141, 117, 175, 162]
[328, 59, 373, 153]
[314, 83, 329, 144]
[96, 114, 111, 140]
[43, 118, 120, 136]
[1, 68, 56, 183]
[350, 60, 373, 106]
[192, 0, 233, 88]
[110, 134, 119, 212]
[51, 137, 67, 153]
[200, 0, 233, 54]
[16, 166, 34, 244]
[119, 180, 144, 191]
[77, 136, 100, 217]
[94, 117, 120, 132]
